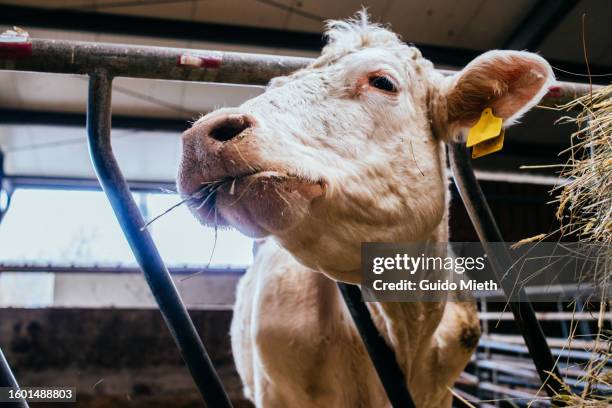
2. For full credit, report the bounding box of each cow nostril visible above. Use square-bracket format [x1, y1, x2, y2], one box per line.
[209, 115, 252, 142]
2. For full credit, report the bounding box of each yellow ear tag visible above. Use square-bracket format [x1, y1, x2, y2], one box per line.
[472, 129, 505, 159]
[466, 108, 503, 148]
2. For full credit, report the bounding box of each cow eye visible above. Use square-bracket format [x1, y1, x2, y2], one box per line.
[369, 75, 397, 93]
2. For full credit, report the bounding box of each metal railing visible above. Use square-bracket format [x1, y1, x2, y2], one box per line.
[0, 38, 594, 407]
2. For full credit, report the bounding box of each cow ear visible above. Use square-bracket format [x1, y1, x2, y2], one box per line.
[434, 50, 554, 141]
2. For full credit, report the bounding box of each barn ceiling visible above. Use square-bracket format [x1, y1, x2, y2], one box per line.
[0, 0, 609, 182]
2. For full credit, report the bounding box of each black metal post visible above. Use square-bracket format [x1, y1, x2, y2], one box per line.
[0, 347, 28, 408]
[338, 283, 416, 408]
[449, 142, 567, 403]
[0, 148, 6, 223]
[86, 69, 232, 408]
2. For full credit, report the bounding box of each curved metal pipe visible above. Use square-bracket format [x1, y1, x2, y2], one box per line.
[449, 142, 568, 404]
[338, 283, 416, 408]
[86, 69, 232, 408]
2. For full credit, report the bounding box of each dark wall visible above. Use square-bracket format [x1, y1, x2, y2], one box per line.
[0, 308, 250, 408]
[450, 180, 559, 242]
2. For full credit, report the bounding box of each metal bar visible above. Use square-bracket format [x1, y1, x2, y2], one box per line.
[0, 347, 28, 408]
[0, 263, 245, 275]
[6, 175, 176, 193]
[478, 311, 611, 321]
[0, 149, 9, 223]
[474, 283, 599, 299]
[452, 388, 497, 408]
[449, 142, 568, 403]
[86, 69, 233, 408]
[494, 373, 612, 394]
[0, 39, 601, 97]
[337, 283, 416, 408]
[477, 381, 545, 404]
[473, 355, 600, 379]
[482, 334, 608, 351]
[1, 5, 609, 82]
[0, 38, 309, 86]
[477, 339, 601, 362]
[503, 0, 578, 50]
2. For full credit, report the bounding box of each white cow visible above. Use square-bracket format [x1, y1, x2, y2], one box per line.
[178, 12, 554, 407]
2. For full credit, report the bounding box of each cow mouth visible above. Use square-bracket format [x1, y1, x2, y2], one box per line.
[182, 178, 229, 226]
[182, 171, 326, 235]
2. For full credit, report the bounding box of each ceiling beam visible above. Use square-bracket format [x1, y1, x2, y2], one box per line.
[0, 108, 189, 132]
[0, 4, 608, 82]
[5, 174, 176, 193]
[1, 5, 325, 52]
[503, 0, 579, 50]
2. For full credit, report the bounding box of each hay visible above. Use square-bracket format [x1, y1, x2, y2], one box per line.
[539, 85, 612, 407]
[553, 85, 612, 246]
[141, 179, 226, 230]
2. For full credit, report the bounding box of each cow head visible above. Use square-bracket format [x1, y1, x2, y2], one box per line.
[178, 12, 553, 282]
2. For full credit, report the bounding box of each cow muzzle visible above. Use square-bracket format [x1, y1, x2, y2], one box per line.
[177, 111, 326, 237]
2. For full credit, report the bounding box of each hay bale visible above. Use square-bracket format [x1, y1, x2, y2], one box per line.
[554, 85, 612, 245]
[547, 85, 612, 407]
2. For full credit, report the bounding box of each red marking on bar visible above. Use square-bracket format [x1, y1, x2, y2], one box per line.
[177, 54, 223, 69]
[546, 86, 563, 98]
[0, 41, 32, 59]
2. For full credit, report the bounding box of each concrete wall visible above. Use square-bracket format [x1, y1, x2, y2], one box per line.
[0, 308, 252, 407]
[0, 272, 241, 309]
[53, 273, 240, 309]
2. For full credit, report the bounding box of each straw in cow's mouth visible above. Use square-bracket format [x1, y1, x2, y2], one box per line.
[140, 179, 227, 231]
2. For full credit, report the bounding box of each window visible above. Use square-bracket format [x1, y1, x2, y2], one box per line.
[0, 188, 253, 308]
[0, 188, 253, 267]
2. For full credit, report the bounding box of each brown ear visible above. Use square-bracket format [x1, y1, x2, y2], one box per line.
[433, 50, 554, 140]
